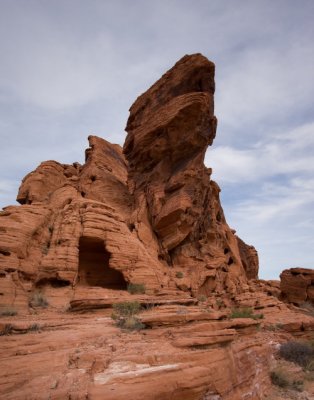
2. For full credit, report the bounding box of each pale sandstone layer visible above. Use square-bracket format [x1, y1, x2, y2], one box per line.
[0, 54, 313, 400]
[0, 300, 313, 400]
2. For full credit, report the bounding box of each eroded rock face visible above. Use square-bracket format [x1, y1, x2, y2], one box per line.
[280, 268, 314, 305]
[236, 236, 259, 280]
[0, 53, 258, 312]
[0, 136, 171, 312]
[0, 53, 314, 400]
[124, 54, 257, 295]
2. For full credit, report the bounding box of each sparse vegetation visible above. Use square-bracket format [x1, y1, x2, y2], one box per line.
[265, 323, 283, 332]
[230, 307, 263, 320]
[29, 291, 49, 308]
[142, 302, 156, 311]
[113, 301, 141, 316]
[111, 301, 145, 330]
[127, 283, 146, 294]
[304, 370, 314, 381]
[28, 323, 40, 332]
[42, 243, 50, 255]
[270, 369, 289, 388]
[291, 379, 304, 392]
[175, 271, 184, 279]
[119, 316, 145, 330]
[270, 369, 304, 391]
[253, 313, 264, 320]
[306, 359, 314, 371]
[216, 299, 224, 309]
[197, 295, 207, 303]
[279, 341, 314, 369]
[0, 323, 13, 336]
[0, 307, 18, 316]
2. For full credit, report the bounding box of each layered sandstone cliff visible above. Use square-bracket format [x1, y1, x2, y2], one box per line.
[0, 54, 258, 312]
[1, 54, 313, 400]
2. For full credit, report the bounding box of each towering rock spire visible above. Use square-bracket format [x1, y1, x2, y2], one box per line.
[124, 53, 258, 295]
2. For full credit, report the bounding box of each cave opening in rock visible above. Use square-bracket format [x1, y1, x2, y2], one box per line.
[78, 237, 127, 289]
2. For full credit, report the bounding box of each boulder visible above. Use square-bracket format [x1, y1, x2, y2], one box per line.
[280, 267, 314, 305]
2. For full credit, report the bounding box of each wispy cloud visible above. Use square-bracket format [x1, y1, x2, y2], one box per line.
[207, 122, 314, 184]
[206, 121, 314, 278]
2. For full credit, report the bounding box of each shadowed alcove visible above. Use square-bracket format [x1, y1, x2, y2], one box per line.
[78, 236, 127, 289]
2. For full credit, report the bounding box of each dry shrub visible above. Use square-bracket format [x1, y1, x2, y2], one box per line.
[279, 341, 314, 368]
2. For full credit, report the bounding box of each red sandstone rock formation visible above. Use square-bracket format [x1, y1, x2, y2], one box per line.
[280, 267, 314, 305]
[1, 54, 313, 400]
[0, 54, 258, 312]
[236, 236, 259, 279]
[124, 54, 259, 297]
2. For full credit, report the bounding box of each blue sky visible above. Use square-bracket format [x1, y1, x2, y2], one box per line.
[0, 0, 313, 279]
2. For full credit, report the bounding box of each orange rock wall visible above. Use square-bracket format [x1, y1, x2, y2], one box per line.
[0, 54, 258, 311]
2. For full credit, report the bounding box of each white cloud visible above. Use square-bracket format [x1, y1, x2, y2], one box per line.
[231, 180, 314, 224]
[205, 120, 314, 279]
[206, 122, 314, 184]
[222, 177, 314, 279]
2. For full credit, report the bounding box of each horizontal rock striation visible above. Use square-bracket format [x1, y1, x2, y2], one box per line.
[124, 54, 258, 297]
[0, 53, 314, 400]
[0, 54, 259, 313]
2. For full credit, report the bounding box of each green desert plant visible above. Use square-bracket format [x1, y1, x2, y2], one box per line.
[304, 370, 314, 381]
[29, 291, 49, 308]
[175, 271, 184, 279]
[270, 369, 304, 391]
[142, 302, 156, 311]
[28, 323, 40, 332]
[197, 295, 207, 303]
[230, 307, 263, 320]
[270, 369, 289, 388]
[253, 313, 264, 320]
[111, 301, 145, 331]
[0, 323, 13, 336]
[118, 316, 145, 331]
[127, 283, 146, 294]
[42, 243, 50, 255]
[112, 301, 141, 317]
[265, 323, 282, 332]
[306, 359, 314, 371]
[291, 379, 304, 392]
[0, 307, 18, 316]
[216, 299, 224, 309]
